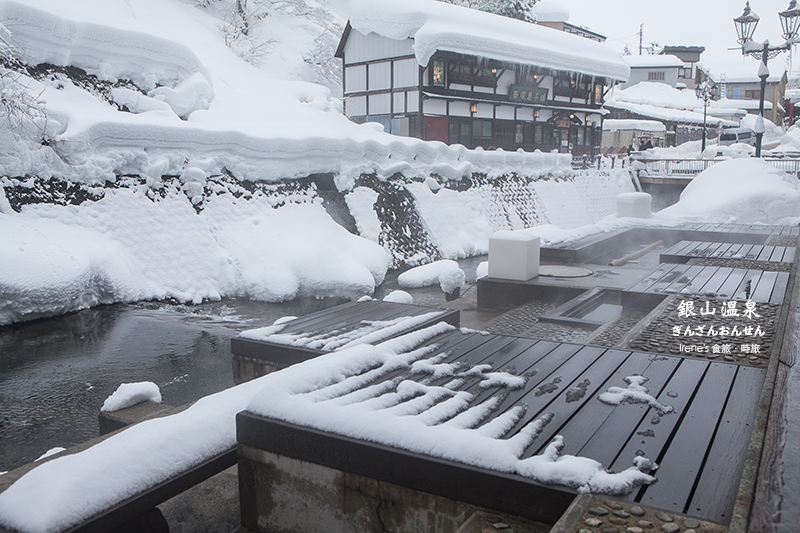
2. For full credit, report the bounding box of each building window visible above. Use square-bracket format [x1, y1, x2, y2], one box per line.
[515, 124, 524, 144]
[648, 71, 666, 81]
[679, 67, 693, 79]
[535, 124, 543, 145]
[474, 119, 492, 139]
[732, 87, 740, 99]
[745, 90, 762, 99]
[432, 60, 446, 86]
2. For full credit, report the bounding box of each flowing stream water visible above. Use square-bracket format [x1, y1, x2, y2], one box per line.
[0, 257, 485, 472]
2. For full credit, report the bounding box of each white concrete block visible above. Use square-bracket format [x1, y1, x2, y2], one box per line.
[616, 192, 652, 218]
[488, 231, 540, 281]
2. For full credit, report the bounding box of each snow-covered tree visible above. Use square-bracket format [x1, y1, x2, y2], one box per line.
[0, 23, 46, 136]
[437, 0, 539, 22]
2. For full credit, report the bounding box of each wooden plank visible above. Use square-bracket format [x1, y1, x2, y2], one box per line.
[283, 303, 432, 335]
[664, 240, 696, 257]
[503, 346, 610, 436]
[559, 354, 681, 462]
[682, 265, 721, 295]
[735, 243, 756, 259]
[783, 246, 796, 264]
[518, 348, 632, 457]
[487, 343, 594, 418]
[661, 265, 706, 294]
[276, 300, 376, 332]
[627, 264, 682, 292]
[719, 242, 744, 258]
[770, 272, 791, 305]
[696, 267, 735, 296]
[756, 245, 775, 262]
[646, 264, 692, 294]
[636, 363, 739, 516]
[708, 242, 735, 258]
[279, 300, 385, 333]
[606, 359, 710, 481]
[768, 246, 787, 263]
[687, 366, 766, 523]
[714, 268, 751, 300]
[750, 270, 779, 303]
[743, 244, 761, 260]
[732, 270, 764, 301]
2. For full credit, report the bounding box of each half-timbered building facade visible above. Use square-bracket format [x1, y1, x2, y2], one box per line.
[335, 0, 630, 156]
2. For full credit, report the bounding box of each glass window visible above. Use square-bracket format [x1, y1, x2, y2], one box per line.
[432, 60, 446, 86]
[577, 127, 585, 146]
[515, 124, 524, 144]
[535, 124, 543, 145]
[648, 71, 666, 81]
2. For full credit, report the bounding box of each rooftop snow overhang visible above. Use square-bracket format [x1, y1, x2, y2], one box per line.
[345, 0, 630, 82]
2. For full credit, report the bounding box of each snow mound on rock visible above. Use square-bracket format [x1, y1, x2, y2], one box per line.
[101, 382, 162, 412]
[398, 259, 465, 295]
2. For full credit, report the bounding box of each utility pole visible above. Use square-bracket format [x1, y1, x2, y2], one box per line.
[639, 24, 643, 55]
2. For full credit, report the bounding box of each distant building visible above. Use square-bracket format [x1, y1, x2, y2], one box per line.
[605, 82, 738, 146]
[699, 61, 787, 125]
[334, 0, 629, 157]
[661, 46, 705, 89]
[620, 55, 685, 90]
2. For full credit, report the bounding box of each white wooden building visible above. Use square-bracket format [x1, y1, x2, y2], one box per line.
[334, 0, 630, 156]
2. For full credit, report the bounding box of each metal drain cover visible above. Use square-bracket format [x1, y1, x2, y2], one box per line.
[539, 265, 594, 278]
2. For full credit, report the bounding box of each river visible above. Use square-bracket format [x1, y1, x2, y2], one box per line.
[0, 257, 485, 472]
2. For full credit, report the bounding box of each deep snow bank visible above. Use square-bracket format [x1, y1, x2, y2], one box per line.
[656, 159, 800, 224]
[0, 175, 390, 325]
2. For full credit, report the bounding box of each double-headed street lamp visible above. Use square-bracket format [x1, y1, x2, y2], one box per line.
[695, 81, 718, 154]
[733, 1, 800, 157]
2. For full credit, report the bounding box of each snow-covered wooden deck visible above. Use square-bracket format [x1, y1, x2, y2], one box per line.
[237, 326, 765, 525]
[627, 263, 790, 303]
[660, 240, 796, 264]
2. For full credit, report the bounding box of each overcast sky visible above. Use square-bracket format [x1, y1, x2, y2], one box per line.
[562, 0, 797, 73]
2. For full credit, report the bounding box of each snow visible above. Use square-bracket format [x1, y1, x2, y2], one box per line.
[0, 182, 391, 325]
[624, 55, 684, 68]
[101, 382, 162, 413]
[602, 119, 666, 132]
[700, 58, 786, 84]
[0, 0, 584, 185]
[531, 1, 569, 23]
[606, 82, 738, 128]
[656, 159, 800, 224]
[397, 260, 465, 294]
[598, 376, 674, 416]
[383, 290, 413, 304]
[34, 448, 66, 462]
[347, 0, 630, 81]
[239, 311, 447, 353]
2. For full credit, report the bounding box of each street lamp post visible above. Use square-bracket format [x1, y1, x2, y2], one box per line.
[695, 82, 718, 154]
[733, 1, 800, 157]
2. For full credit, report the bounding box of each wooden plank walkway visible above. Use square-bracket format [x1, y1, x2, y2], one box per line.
[661, 240, 795, 264]
[231, 301, 460, 366]
[238, 324, 766, 525]
[628, 263, 790, 303]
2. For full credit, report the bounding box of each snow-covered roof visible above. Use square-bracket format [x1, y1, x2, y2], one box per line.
[785, 88, 800, 104]
[624, 55, 685, 69]
[532, 1, 570, 23]
[602, 119, 666, 132]
[700, 59, 786, 84]
[346, 0, 630, 81]
[607, 82, 739, 127]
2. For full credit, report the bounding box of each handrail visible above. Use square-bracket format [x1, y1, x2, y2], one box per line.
[630, 157, 800, 177]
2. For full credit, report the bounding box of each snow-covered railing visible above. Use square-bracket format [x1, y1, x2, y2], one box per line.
[633, 157, 800, 177]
